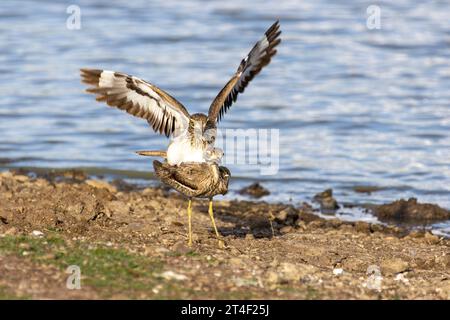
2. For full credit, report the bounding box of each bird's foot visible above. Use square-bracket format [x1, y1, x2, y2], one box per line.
[217, 239, 225, 249]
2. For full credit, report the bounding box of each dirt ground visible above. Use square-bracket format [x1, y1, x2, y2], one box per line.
[0, 170, 448, 299]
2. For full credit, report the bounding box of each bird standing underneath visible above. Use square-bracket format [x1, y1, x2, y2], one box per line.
[153, 160, 230, 247]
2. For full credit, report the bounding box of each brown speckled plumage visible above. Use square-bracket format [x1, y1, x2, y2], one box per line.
[153, 160, 230, 199]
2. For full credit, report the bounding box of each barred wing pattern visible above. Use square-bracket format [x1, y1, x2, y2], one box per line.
[80, 69, 190, 137]
[208, 21, 281, 123]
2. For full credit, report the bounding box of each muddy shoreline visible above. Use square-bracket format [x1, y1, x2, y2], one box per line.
[0, 170, 449, 299]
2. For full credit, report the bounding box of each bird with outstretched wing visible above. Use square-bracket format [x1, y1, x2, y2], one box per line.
[80, 21, 281, 165]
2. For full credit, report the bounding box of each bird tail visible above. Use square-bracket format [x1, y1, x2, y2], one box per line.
[136, 150, 167, 158]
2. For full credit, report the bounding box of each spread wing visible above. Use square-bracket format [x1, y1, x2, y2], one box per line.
[208, 21, 281, 123]
[80, 69, 190, 137]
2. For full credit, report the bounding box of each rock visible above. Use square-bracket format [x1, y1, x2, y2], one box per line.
[394, 273, 409, 284]
[353, 186, 383, 194]
[308, 220, 325, 229]
[275, 210, 288, 222]
[354, 221, 371, 234]
[229, 258, 244, 267]
[295, 220, 307, 230]
[406, 230, 424, 238]
[43, 169, 87, 182]
[339, 224, 354, 232]
[111, 179, 136, 192]
[280, 226, 293, 234]
[328, 218, 342, 228]
[277, 262, 316, 283]
[381, 258, 409, 275]
[423, 232, 440, 245]
[279, 262, 301, 282]
[154, 247, 170, 254]
[265, 271, 279, 284]
[172, 241, 191, 254]
[14, 175, 29, 182]
[437, 254, 450, 268]
[275, 207, 298, 223]
[238, 182, 270, 198]
[245, 233, 255, 241]
[342, 257, 367, 272]
[313, 189, 339, 213]
[156, 270, 188, 281]
[4, 227, 17, 236]
[370, 223, 384, 233]
[374, 198, 450, 222]
[31, 230, 44, 238]
[332, 268, 344, 276]
[0, 216, 8, 225]
[85, 179, 117, 193]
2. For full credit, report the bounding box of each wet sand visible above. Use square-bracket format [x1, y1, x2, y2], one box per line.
[0, 170, 448, 299]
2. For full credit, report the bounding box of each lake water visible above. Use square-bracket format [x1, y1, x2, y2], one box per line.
[0, 0, 449, 236]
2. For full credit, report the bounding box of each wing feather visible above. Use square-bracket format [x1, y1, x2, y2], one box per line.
[81, 69, 190, 137]
[208, 21, 281, 123]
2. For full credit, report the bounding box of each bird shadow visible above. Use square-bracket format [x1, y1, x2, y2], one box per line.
[193, 200, 284, 239]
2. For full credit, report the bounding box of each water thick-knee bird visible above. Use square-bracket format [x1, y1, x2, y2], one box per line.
[80, 21, 281, 165]
[153, 160, 230, 247]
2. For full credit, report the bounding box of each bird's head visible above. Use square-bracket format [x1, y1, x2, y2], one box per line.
[190, 113, 208, 132]
[191, 113, 216, 144]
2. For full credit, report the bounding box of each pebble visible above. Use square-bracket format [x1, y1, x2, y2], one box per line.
[279, 262, 300, 282]
[154, 246, 170, 254]
[31, 230, 44, 238]
[280, 226, 293, 234]
[275, 210, 288, 222]
[381, 258, 409, 275]
[423, 232, 440, 245]
[156, 270, 188, 281]
[329, 218, 342, 228]
[333, 268, 344, 276]
[0, 171, 13, 178]
[265, 271, 279, 284]
[406, 230, 423, 238]
[370, 224, 384, 233]
[245, 233, 255, 240]
[354, 221, 371, 234]
[238, 182, 270, 198]
[5, 227, 17, 235]
[14, 175, 29, 182]
[229, 257, 244, 267]
[308, 220, 324, 229]
[295, 220, 307, 230]
[172, 241, 192, 254]
[85, 179, 117, 193]
[394, 273, 409, 284]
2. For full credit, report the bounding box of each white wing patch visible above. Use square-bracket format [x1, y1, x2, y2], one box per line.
[81, 68, 190, 137]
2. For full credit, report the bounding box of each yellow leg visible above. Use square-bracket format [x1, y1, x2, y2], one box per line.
[268, 212, 275, 238]
[187, 199, 193, 247]
[208, 200, 224, 248]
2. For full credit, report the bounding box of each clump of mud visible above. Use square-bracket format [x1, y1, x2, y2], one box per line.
[313, 188, 339, 213]
[238, 182, 270, 198]
[374, 198, 450, 222]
